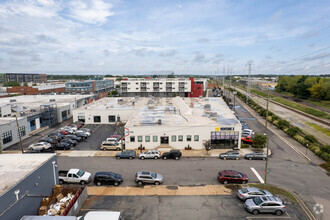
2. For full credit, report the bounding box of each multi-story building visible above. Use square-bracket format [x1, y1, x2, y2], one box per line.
[65, 78, 114, 94]
[6, 84, 66, 95]
[121, 77, 208, 97]
[0, 73, 47, 83]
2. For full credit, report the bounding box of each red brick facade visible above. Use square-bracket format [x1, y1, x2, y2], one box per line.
[6, 86, 65, 95]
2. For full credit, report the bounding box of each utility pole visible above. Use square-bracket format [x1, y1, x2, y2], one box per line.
[264, 87, 270, 184]
[222, 67, 225, 98]
[120, 123, 124, 152]
[226, 67, 230, 101]
[0, 136, 2, 154]
[246, 63, 252, 104]
[15, 115, 24, 154]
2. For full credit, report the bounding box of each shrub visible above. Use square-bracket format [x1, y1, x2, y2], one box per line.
[277, 119, 290, 129]
[304, 135, 317, 144]
[252, 134, 267, 148]
[320, 152, 329, 161]
[294, 134, 307, 145]
[286, 126, 301, 137]
[320, 145, 330, 154]
[241, 144, 250, 148]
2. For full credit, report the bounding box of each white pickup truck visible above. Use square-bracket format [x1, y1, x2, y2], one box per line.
[58, 168, 92, 185]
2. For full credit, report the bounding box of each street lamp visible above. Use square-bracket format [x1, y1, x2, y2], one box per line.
[306, 143, 309, 155]
[264, 87, 270, 184]
[233, 91, 237, 112]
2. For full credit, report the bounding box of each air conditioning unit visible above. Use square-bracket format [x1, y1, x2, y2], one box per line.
[10, 99, 16, 102]
[50, 99, 56, 102]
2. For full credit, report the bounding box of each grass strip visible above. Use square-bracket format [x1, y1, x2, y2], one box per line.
[306, 122, 330, 136]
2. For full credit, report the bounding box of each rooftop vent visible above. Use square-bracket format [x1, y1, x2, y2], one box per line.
[10, 99, 16, 102]
[50, 99, 56, 102]
[157, 119, 162, 125]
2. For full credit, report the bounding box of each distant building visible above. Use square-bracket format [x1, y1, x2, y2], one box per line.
[65, 78, 114, 94]
[0, 154, 58, 220]
[6, 84, 66, 95]
[0, 73, 47, 83]
[120, 77, 208, 97]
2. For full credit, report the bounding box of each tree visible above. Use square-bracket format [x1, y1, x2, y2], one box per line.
[4, 81, 20, 87]
[286, 126, 301, 137]
[252, 134, 267, 148]
[23, 82, 28, 86]
[294, 75, 310, 98]
[277, 119, 290, 129]
[167, 73, 175, 78]
[115, 85, 120, 89]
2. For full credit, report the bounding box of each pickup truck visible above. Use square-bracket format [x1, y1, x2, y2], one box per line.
[241, 136, 254, 144]
[59, 169, 92, 185]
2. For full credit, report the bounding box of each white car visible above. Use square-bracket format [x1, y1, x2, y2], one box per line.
[243, 129, 254, 135]
[139, 150, 161, 160]
[106, 138, 125, 145]
[76, 130, 91, 136]
[29, 142, 52, 150]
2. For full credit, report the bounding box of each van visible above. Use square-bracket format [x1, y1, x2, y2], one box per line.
[101, 141, 121, 151]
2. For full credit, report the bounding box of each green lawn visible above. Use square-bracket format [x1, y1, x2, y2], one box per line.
[306, 122, 330, 136]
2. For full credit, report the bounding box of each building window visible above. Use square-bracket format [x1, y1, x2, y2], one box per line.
[221, 127, 233, 131]
[78, 115, 85, 122]
[130, 136, 135, 142]
[19, 126, 26, 137]
[194, 135, 199, 141]
[138, 136, 142, 142]
[153, 136, 158, 142]
[187, 135, 191, 141]
[94, 116, 101, 123]
[108, 115, 116, 122]
[2, 131, 12, 144]
[145, 136, 150, 142]
[171, 135, 176, 142]
[178, 135, 183, 142]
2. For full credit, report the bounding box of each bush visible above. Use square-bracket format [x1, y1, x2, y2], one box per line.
[252, 134, 267, 148]
[277, 119, 290, 129]
[294, 134, 307, 146]
[241, 144, 250, 148]
[321, 145, 330, 154]
[320, 152, 329, 161]
[286, 126, 301, 137]
[304, 135, 317, 144]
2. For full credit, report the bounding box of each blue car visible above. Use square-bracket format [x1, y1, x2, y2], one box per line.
[116, 150, 136, 159]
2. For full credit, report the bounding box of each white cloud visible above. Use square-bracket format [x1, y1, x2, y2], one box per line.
[68, 0, 114, 24]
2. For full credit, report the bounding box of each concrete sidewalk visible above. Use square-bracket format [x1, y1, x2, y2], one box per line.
[87, 185, 233, 196]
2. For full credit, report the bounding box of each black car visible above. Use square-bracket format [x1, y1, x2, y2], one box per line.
[24, 147, 55, 153]
[60, 138, 77, 146]
[48, 133, 65, 140]
[38, 137, 58, 145]
[54, 142, 71, 150]
[93, 171, 123, 186]
[161, 150, 182, 160]
[116, 150, 136, 159]
[64, 135, 82, 142]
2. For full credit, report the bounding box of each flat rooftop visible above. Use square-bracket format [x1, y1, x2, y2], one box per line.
[75, 97, 239, 127]
[0, 154, 55, 195]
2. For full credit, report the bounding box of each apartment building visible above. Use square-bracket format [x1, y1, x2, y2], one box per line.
[121, 77, 208, 97]
[0, 73, 47, 83]
[65, 78, 114, 94]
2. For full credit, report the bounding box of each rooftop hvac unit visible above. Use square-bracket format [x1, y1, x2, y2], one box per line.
[157, 119, 162, 124]
[50, 99, 56, 102]
[10, 99, 16, 102]
[210, 112, 217, 117]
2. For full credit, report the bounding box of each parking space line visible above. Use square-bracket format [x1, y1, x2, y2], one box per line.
[246, 212, 291, 219]
[250, 167, 265, 184]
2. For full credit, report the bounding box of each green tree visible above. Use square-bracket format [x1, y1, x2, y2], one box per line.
[286, 126, 301, 137]
[4, 81, 21, 87]
[277, 119, 290, 129]
[252, 134, 267, 148]
[167, 73, 175, 78]
[305, 135, 317, 143]
[294, 75, 310, 98]
[23, 82, 28, 86]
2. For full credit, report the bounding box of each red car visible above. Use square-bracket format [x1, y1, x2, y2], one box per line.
[110, 135, 124, 140]
[59, 130, 69, 135]
[217, 170, 248, 184]
[241, 136, 254, 143]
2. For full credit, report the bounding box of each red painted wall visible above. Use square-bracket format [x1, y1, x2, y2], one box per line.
[188, 77, 204, 97]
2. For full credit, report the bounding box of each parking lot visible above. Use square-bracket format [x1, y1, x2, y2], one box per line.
[79, 194, 306, 220]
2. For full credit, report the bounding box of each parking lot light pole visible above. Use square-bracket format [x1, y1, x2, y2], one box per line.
[264, 87, 270, 184]
[306, 143, 309, 155]
[233, 91, 237, 112]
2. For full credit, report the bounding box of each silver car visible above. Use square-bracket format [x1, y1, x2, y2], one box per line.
[237, 187, 273, 201]
[29, 142, 52, 150]
[219, 150, 241, 160]
[135, 171, 164, 185]
[245, 196, 286, 216]
[139, 150, 161, 160]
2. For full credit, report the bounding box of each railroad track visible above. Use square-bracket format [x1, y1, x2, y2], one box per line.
[235, 87, 330, 127]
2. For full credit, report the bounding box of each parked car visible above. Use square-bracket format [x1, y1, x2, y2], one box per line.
[161, 150, 182, 160]
[242, 136, 254, 144]
[245, 196, 286, 216]
[76, 130, 91, 137]
[107, 137, 125, 146]
[135, 171, 164, 185]
[219, 150, 241, 160]
[79, 211, 123, 220]
[80, 127, 92, 133]
[28, 142, 52, 150]
[242, 124, 249, 130]
[243, 129, 255, 135]
[64, 125, 78, 132]
[55, 142, 71, 150]
[237, 187, 273, 201]
[38, 137, 58, 145]
[116, 150, 136, 159]
[139, 150, 161, 160]
[25, 147, 55, 153]
[93, 171, 123, 186]
[48, 133, 65, 140]
[101, 141, 121, 151]
[217, 170, 249, 184]
[60, 138, 77, 146]
[110, 135, 124, 140]
[64, 135, 82, 142]
[59, 168, 92, 185]
[75, 131, 89, 139]
[71, 121, 83, 128]
[245, 152, 267, 160]
[60, 127, 75, 134]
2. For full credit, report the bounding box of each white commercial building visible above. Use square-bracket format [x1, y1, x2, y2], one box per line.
[0, 94, 94, 150]
[73, 97, 242, 150]
[121, 77, 208, 97]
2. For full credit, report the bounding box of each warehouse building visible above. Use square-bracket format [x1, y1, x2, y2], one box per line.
[121, 77, 208, 97]
[73, 97, 242, 149]
[0, 94, 94, 150]
[0, 154, 58, 220]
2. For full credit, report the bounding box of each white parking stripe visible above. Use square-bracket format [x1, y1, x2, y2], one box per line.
[250, 167, 265, 184]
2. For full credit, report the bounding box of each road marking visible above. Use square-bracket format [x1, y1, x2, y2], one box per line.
[246, 212, 291, 219]
[250, 167, 265, 184]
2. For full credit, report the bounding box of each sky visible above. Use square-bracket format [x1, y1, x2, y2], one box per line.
[0, 0, 330, 75]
